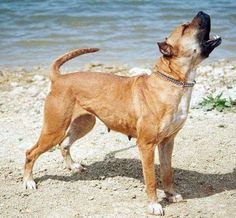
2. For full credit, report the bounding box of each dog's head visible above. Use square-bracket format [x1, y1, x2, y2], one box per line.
[157, 11, 221, 68]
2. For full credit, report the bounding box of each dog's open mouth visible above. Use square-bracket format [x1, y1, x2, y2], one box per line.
[194, 11, 222, 57]
[202, 34, 222, 49]
[201, 34, 222, 58]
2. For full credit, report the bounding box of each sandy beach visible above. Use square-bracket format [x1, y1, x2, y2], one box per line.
[0, 60, 236, 218]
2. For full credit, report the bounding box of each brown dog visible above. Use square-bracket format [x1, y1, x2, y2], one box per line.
[23, 11, 221, 215]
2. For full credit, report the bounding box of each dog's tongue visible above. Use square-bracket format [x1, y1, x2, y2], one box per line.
[208, 35, 221, 42]
[211, 35, 221, 40]
[204, 35, 222, 47]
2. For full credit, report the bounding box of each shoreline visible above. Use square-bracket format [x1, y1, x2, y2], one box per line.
[1, 57, 236, 71]
[1, 58, 236, 107]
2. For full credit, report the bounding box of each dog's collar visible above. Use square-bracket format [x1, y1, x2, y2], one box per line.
[156, 71, 196, 88]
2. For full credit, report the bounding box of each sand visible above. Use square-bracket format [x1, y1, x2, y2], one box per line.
[0, 60, 236, 218]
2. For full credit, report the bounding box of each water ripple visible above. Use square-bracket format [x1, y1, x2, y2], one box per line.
[0, 0, 235, 67]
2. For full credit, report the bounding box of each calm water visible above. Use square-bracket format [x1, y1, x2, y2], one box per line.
[0, 0, 236, 68]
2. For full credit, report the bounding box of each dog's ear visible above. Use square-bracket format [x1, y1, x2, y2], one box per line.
[157, 41, 173, 57]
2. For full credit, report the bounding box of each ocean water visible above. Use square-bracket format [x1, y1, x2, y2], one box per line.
[0, 0, 236, 68]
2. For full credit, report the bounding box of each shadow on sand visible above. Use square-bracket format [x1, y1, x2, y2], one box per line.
[36, 145, 236, 202]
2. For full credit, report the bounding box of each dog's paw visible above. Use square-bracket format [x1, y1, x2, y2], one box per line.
[166, 193, 183, 203]
[23, 179, 36, 190]
[148, 202, 164, 216]
[70, 163, 87, 173]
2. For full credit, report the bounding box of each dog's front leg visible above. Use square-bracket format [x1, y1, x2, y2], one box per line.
[138, 143, 164, 216]
[158, 136, 183, 203]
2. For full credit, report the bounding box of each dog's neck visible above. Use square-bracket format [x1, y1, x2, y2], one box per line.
[154, 56, 196, 83]
[152, 57, 196, 121]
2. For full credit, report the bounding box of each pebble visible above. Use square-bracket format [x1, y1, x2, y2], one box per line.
[10, 82, 18, 87]
[197, 65, 213, 74]
[10, 86, 24, 96]
[88, 196, 94, 200]
[129, 67, 152, 76]
[33, 74, 44, 81]
[100, 176, 106, 180]
[28, 86, 39, 97]
[21, 193, 29, 198]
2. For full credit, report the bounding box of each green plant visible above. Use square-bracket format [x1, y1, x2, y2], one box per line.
[199, 92, 234, 112]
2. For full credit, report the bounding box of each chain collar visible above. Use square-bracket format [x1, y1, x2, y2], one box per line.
[156, 71, 196, 88]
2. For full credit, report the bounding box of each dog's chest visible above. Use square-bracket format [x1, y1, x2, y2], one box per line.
[174, 92, 190, 122]
[167, 87, 193, 134]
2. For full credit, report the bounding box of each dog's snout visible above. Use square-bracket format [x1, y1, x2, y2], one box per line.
[196, 11, 209, 19]
[194, 11, 211, 32]
[197, 11, 204, 17]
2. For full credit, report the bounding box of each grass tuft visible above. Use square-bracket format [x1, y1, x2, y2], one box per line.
[199, 92, 235, 112]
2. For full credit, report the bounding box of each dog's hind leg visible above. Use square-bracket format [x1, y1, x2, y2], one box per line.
[23, 93, 73, 189]
[60, 113, 96, 172]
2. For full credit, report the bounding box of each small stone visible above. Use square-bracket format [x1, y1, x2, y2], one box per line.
[21, 193, 29, 197]
[28, 86, 38, 97]
[131, 195, 136, 199]
[88, 196, 94, 200]
[33, 75, 44, 81]
[25, 208, 31, 213]
[10, 87, 24, 96]
[224, 64, 234, 70]
[91, 183, 98, 187]
[129, 67, 152, 76]
[10, 82, 18, 87]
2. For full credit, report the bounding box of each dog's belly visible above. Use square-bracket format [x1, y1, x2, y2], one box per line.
[76, 95, 137, 137]
[107, 120, 137, 137]
[95, 109, 137, 137]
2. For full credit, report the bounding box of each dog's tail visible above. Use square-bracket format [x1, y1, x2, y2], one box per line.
[50, 48, 99, 82]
